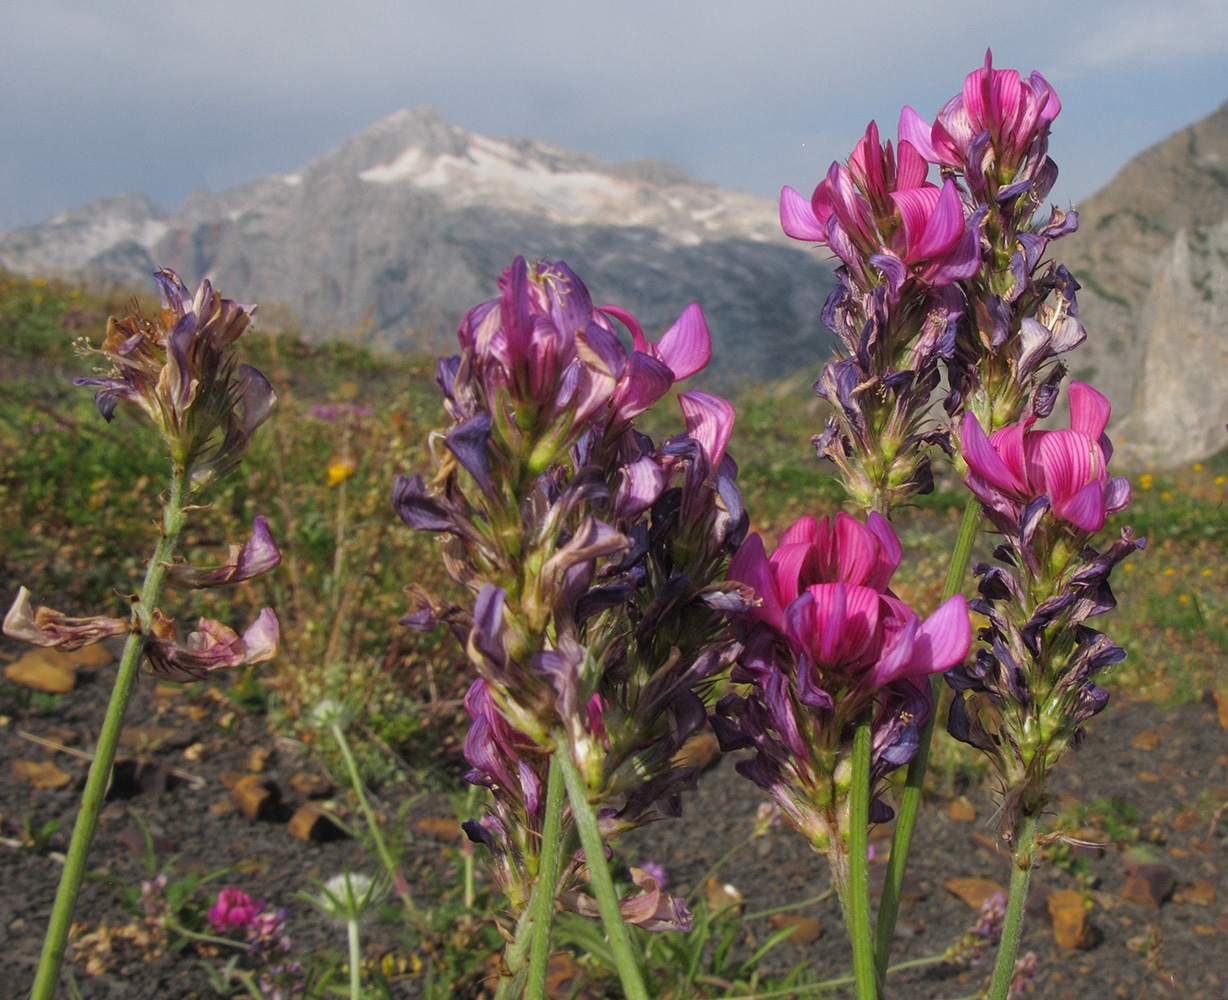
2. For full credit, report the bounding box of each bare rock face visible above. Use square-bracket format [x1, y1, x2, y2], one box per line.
[0, 106, 838, 389]
[1060, 99, 1228, 465]
[1114, 220, 1228, 465]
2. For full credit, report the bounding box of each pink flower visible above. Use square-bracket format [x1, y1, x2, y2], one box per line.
[781, 120, 980, 291]
[961, 381, 1131, 532]
[728, 512, 969, 692]
[208, 887, 263, 932]
[900, 50, 1060, 185]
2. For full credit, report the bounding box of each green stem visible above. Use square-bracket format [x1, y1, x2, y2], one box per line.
[331, 723, 420, 923]
[555, 737, 648, 1000]
[28, 465, 190, 1000]
[524, 753, 567, 1000]
[743, 888, 833, 922]
[986, 811, 1039, 1000]
[844, 710, 881, 1000]
[873, 493, 980, 978]
[709, 951, 951, 1000]
[347, 918, 362, 1000]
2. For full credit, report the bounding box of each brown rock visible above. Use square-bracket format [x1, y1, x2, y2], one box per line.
[4, 651, 76, 693]
[768, 914, 822, 944]
[230, 775, 282, 822]
[1179, 880, 1217, 906]
[217, 771, 247, 789]
[1048, 889, 1095, 949]
[287, 803, 347, 842]
[12, 760, 72, 789]
[288, 772, 334, 798]
[948, 796, 977, 822]
[944, 876, 1006, 909]
[246, 747, 270, 773]
[704, 877, 743, 914]
[1123, 864, 1175, 908]
[1213, 689, 1228, 731]
[1173, 809, 1201, 831]
[415, 816, 461, 839]
[1130, 730, 1160, 751]
[63, 643, 114, 668]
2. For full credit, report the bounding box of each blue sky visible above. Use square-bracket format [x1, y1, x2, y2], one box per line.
[3, 0, 1226, 229]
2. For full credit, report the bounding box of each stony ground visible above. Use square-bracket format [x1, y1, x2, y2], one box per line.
[3, 636, 1227, 1000]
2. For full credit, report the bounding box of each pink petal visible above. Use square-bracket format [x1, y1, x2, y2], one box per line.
[780, 185, 828, 241]
[613, 352, 674, 421]
[897, 105, 939, 163]
[895, 137, 930, 189]
[599, 304, 647, 354]
[727, 534, 784, 630]
[1053, 478, 1106, 532]
[833, 512, 880, 588]
[679, 391, 735, 471]
[779, 514, 819, 547]
[911, 179, 967, 261]
[911, 595, 971, 674]
[864, 512, 902, 590]
[961, 414, 1026, 493]
[654, 303, 710, 381]
[811, 582, 879, 666]
[1067, 381, 1111, 440]
[769, 541, 818, 604]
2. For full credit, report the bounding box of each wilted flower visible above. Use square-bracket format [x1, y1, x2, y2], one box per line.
[143, 608, 279, 681]
[164, 516, 282, 588]
[73, 269, 274, 487]
[3, 586, 129, 650]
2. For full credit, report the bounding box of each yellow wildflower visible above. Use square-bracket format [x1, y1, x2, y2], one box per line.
[327, 459, 355, 485]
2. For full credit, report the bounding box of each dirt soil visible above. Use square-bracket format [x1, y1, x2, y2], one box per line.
[3, 640, 1226, 1000]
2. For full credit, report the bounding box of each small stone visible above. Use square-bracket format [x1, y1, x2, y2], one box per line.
[217, 771, 247, 789]
[1135, 772, 1161, 783]
[12, 760, 72, 789]
[182, 743, 206, 762]
[288, 772, 333, 798]
[944, 876, 1006, 909]
[1173, 809, 1200, 831]
[5, 651, 75, 693]
[704, 877, 743, 914]
[1213, 689, 1228, 731]
[63, 643, 114, 668]
[287, 803, 347, 842]
[415, 816, 461, 839]
[1048, 889, 1095, 949]
[1179, 880, 1216, 906]
[246, 747, 270, 773]
[1130, 730, 1160, 751]
[1194, 924, 1217, 936]
[671, 729, 720, 770]
[948, 796, 977, 822]
[209, 799, 233, 815]
[230, 775, 282, 822]
[768, 914, 822, 944]
[1122, 864, 1174, 909]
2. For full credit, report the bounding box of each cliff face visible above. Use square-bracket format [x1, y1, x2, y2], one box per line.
[0, 107, 838, 389]
[1059, 100, 1228, 463]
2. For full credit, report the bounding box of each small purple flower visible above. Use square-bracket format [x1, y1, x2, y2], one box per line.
[164, 516, 282, 588]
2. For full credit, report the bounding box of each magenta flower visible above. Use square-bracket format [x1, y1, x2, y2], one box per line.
[901, 50, 1060, 186]
[728, 512, 969, 694]
[602, 302, 712, 424]
[780, 120, 980, 291]
[208, 887, 264, 932]
[961, 381, 1130, 532]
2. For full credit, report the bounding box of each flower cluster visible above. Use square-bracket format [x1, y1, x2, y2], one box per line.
[395, 256, 743, 925]
[713, 512, 970, 855]
[948, 382, 1143, 825]
[783, 50, 1084, 513]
